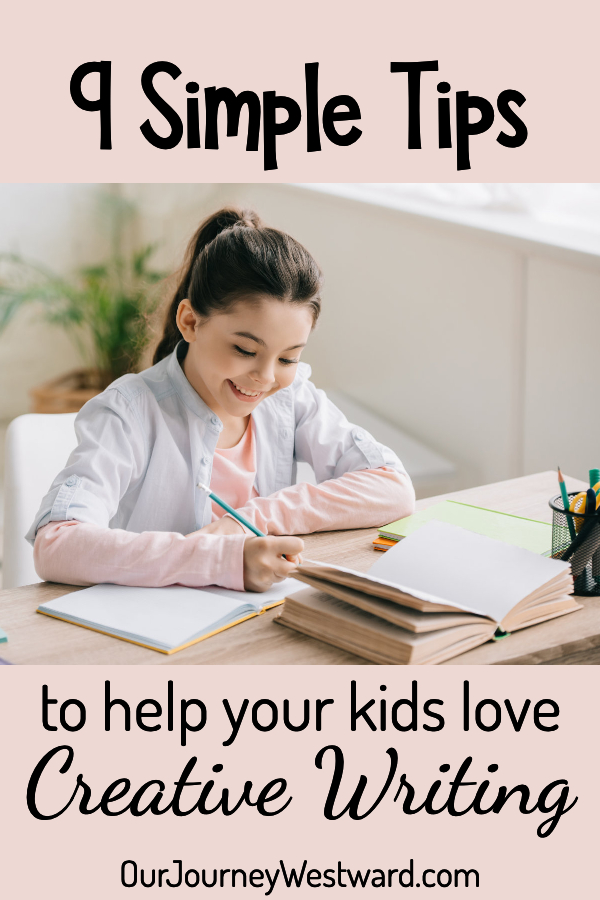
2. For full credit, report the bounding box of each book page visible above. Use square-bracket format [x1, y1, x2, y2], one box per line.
[39, 579, 301, 650]
[369, 521, 571, 622]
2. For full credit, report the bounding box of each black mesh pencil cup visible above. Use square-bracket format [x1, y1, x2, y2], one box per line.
[550, 492, 600, 596]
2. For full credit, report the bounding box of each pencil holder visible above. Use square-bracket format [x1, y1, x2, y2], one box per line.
[549, 492, 600, 596]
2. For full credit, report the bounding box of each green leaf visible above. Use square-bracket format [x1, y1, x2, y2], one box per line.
[0, 229, 166, 382]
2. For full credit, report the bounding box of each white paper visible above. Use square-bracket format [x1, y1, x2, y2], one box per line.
[39, 578, 302, 651]
[368, 520, 570, 621]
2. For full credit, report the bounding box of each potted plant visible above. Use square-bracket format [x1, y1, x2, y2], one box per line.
[0, 196, 165, 413]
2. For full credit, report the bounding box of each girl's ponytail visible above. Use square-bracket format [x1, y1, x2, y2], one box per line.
[153, 206, 321, 364]
[153, 208, 262, 364]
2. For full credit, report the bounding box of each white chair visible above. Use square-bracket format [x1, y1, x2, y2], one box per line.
[3, 413, 78, 589]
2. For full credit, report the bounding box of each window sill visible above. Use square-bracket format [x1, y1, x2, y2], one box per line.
[294, 183, 600, 262]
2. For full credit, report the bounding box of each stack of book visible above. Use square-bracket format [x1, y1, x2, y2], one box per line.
[276, 520, 579, 665]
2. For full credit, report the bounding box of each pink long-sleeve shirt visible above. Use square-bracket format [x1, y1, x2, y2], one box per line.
[34, 419, 414, 591]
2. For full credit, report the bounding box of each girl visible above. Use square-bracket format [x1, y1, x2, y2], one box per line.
[28, 208, 415, 592]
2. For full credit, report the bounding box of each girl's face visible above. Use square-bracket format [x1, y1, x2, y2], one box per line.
[177, 296, 314, 421]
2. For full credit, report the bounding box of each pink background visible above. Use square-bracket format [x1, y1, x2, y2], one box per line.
[2, 666, 598, 897]
[1, 0, 599, 181]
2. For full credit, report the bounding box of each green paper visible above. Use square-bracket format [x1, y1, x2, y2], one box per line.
[379, 500, 552, 555]
[0, 627, 7, 643]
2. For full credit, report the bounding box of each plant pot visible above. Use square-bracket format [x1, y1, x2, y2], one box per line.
[30, 368, 108, 414]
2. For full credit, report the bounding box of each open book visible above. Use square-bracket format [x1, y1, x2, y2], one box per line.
[37, 579, 300, 654]
[276, 521, 579, 665]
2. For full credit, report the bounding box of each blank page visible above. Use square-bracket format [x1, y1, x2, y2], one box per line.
[369, 520, 570, 622]
[39, 578, 300, 651]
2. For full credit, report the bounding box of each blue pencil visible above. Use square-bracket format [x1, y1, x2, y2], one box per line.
[196, 482, 265, 537]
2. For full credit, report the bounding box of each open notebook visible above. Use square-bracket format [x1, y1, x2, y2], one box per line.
[277, 521, 580, 665]
[37, 579, 300, 654]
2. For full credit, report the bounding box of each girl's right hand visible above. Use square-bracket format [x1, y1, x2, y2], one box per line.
[243, 536, 305, 592]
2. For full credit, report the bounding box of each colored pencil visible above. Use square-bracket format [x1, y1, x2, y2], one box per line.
[196, 482, 265, 537]
[558, 467, 576, 541]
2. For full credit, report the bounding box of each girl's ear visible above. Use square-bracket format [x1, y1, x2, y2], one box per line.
[176, 299, 200, 342]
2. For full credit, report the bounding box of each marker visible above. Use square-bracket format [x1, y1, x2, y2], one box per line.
[586, 487, 597, 516]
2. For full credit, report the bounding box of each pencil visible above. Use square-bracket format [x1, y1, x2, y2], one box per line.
[196, 482, 265, 537]
[558, 467, 576, 541]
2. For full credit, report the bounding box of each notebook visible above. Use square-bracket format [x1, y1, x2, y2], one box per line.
[373, 536, 397, 551]
[277, 521, 580, 665]
[378, 501, 552, 555]
[37, 579, 301, 654]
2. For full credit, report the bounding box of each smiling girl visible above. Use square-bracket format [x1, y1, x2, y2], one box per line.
[29, 208, 415, 591]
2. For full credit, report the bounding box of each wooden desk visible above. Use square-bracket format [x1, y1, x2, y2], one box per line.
[2, 471, 600, 665]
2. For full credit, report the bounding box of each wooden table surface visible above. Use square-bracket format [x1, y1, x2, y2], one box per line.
[2, 470, 599, 665]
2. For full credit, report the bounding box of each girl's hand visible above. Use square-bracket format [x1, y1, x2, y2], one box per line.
[243, 536, 304, 592]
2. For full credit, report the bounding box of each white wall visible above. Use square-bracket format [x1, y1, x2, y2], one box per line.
[0, 184, 103, 418]
[523, 256, 600, 480]
[1, 182, 598, 489]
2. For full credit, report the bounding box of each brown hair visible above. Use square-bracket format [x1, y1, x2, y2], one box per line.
[153, 207, 322, 364]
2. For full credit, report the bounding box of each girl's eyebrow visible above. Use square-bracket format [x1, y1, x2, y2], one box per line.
[233, 331, 306, 352]
[234, 330, 266, 346]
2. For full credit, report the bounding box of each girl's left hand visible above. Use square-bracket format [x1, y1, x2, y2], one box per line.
[188, 516, 246, 537]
